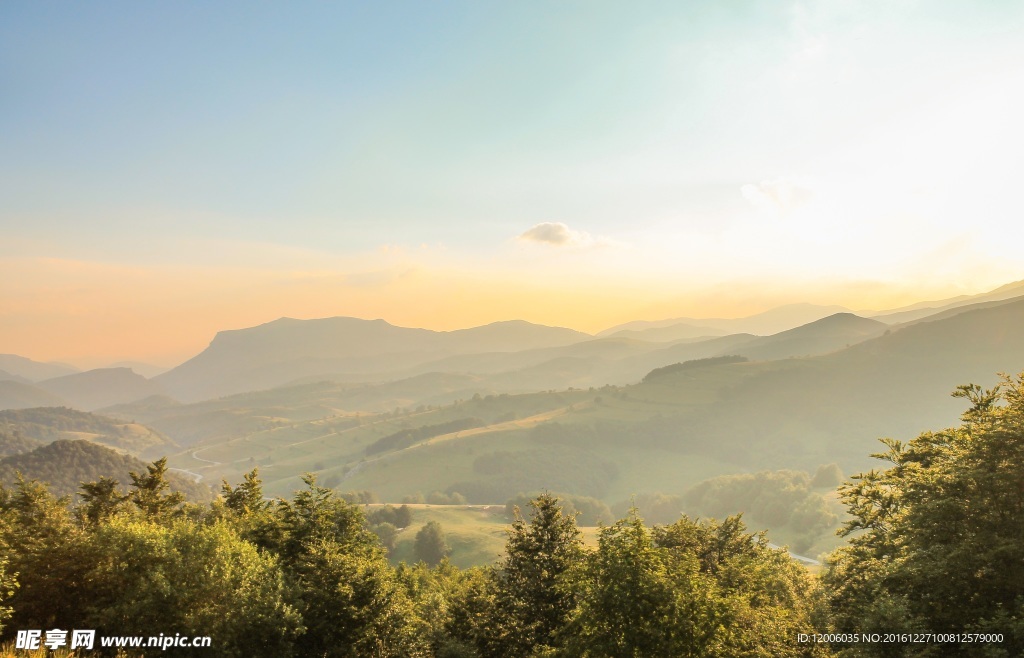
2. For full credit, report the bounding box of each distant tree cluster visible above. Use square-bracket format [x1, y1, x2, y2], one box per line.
[681, 469, 839, 554]
[337, 489, 378, 504]
[0, 427, 42, 458]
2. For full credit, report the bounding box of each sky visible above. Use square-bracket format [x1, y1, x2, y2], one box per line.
[2, 1, 1024, 367]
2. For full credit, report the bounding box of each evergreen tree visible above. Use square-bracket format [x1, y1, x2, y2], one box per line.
[78, 475, 130, 525]
[0, 476, 88, 631]
[128, 457, 185, 519]
[494, 492, 584, 656]
[221, 468, 269, 515]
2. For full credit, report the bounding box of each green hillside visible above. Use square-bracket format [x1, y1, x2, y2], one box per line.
[0, 407, 178, 457]
[0, 439, 211, 501]
[157, 297, 1024, 513]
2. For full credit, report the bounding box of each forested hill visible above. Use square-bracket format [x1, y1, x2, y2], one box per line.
[0, 427, 43, 458]
[0, 407, 177, 456]
[0, 439, 211, 501]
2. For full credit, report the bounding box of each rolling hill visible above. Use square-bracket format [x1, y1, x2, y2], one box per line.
[0, 439, 210, 501]
[0, 407, 178, 457]
[161, 296, 1024, 506]
[728, 313, 887, 361]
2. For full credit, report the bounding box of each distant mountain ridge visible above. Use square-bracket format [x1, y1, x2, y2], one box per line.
[728, 313, 887, 361]
[0, 380, 69, 410]
[156, 317, 591, 401]
[869, 279, 1024, 324]
[599, 303, 853, 338]
[0, 354, 78, 381]
[38, 367, 167, 411]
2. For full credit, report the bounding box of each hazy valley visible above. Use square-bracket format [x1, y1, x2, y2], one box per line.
[5, 281, 1024, 562]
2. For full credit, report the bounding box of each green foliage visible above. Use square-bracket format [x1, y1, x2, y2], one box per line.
[291, 540, 427, 657]
[653, 515, 831, 657]
[0, 476, 83, 631]
[82, 518, 302, 657]
[428, 491, 467, 505]
[371, 522, 400, 553]
[824, 374, 1024, 656]
[338, 489, 379, 504]
[682, 470, 840, 554]
[128, 457, 186, 520]
[366, 504, 413, 529]
[78, 476, 130, 525]
[564, 511, 721, 657]
[494, 492, 585, 656]
[415, 521, 450, 566]
[0, 556, 13, 636]
[221, 468, 269, 515]
[505, 491, 612, 526]
[274, 474, 379, 562]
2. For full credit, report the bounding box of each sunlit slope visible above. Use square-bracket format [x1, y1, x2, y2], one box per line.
[0, 407, 177, 457]
[104, 375, 498, 446]
[731, 313, 886, 360]
[382, 504, 605, 569]
[167, 389, 602, 496]
[167, 362, 756, 500]
[632, 298, 1024, 473]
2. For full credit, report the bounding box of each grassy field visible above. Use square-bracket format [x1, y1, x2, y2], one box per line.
[376, 503, 603, 569]
[368, 503, 838, 569]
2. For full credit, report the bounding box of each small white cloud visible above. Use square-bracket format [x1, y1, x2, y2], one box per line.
[518, 222, 621, 249]
[741, 177, 814, 213]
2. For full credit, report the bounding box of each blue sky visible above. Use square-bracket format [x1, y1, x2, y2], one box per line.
[2, 1, 1024, 363]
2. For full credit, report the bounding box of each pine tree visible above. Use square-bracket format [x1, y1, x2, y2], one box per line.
[128, 457, 185, 519]
[494, 492, 583, 656]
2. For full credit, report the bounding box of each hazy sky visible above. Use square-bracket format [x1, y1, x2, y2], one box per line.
[3, 1, 1023, 366]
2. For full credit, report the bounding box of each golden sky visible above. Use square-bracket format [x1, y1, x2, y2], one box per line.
[2, 2, 1023, 367]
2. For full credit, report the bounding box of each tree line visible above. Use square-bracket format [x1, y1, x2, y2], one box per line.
[2, 372, 1024, 656]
